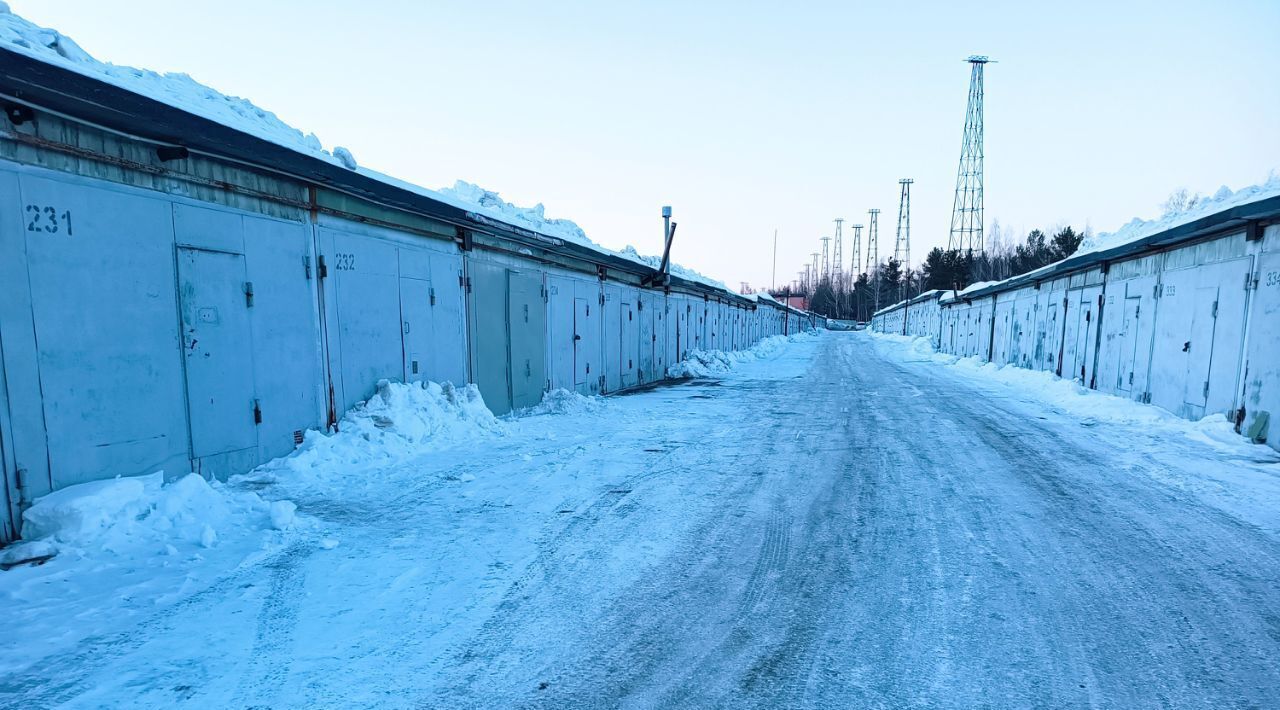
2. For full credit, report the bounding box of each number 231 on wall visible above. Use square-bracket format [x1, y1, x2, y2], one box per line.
[25, 205, 73, 235]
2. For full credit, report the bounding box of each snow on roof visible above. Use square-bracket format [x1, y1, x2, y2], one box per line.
[1078, 173, 1280, 256]
[0, 4, 335, 164]
[0, 6, 737, 294]
[950, 172, 1280, 302]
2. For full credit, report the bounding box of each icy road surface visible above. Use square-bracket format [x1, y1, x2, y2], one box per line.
[5, 332, 1280, 708]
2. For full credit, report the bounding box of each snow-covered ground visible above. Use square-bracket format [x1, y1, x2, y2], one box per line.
[0, 334, 811, 686]
[2, 330, 1279, 708]
[867, 331, 1280, 535]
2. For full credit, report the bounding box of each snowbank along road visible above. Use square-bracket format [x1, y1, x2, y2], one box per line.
[2, 331, 1279, 708]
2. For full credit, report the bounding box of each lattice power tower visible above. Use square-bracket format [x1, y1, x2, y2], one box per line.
[819, 237, 831, 282]
[895, 179, 913, 268]
[949, 55, 990, 253]
[851, 224, 863, 277]
[832, 218, 844, 284]
[866, 209, 880, 274]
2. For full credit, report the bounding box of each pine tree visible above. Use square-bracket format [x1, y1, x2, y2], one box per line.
[1050, 226, 1083, 260]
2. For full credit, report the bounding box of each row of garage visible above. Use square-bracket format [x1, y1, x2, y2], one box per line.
[872, 198, 1280, 452]
[0, 51, 814, 541]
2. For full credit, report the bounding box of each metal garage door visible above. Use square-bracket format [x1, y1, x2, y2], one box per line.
[399, 276, 433, 383]
[574, 296, 592, 390]
[176, 248, 259, 475]
[1114, 295, 1142, 394]
[324, 230, 402, 413]
[469, 261, 511, 414]
[620, 299, 638, 389]
[638, 294, 654, 384]
[1183, 285, 1219, 409]
[508, 270, 547, 410]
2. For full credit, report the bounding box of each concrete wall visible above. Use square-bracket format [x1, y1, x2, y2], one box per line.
[869, 227, 1276, 453]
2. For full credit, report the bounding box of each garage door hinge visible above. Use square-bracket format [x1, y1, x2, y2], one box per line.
[244, 281, 254, 308]
[429, 287, 436, 306]
[1212, 300, 1219, 318]
[304, 255, 313, 280]
[253, 399, 263, 425]
[1204, 380, 1210, 398]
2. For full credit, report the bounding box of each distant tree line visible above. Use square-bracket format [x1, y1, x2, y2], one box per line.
[920, 225, 1085, 291]
[773, 224, 1086, 322]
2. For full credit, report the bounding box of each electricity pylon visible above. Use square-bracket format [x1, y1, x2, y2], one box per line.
[866, 209, 880, 274]
[895, 179, 913, 269]
[851, 224, 863, 277]
[949, 55, 991, 253]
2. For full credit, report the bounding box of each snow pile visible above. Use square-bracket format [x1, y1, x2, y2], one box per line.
[246, 380, 503, 490]
[867, 330, 1258, 448]
[0, 471, 292, 677]
[958, 281, 998, 296]
[668, 332, 814, 378]
[1079, 172, 1280, 255]
[0, 4, 345, 166]
[614, 246, 727, 289]
[17, 472, 279, 555]
[520, 388, 609, 417]
[439, 181, 593, 246]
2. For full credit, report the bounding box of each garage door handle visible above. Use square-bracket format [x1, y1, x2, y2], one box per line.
[574, 334, 582, 341]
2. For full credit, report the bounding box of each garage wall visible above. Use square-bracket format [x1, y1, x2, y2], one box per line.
[876, 227, 1275, 450]
[0, 149, 808, 541]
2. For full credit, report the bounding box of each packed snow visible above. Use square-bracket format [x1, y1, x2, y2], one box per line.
[867, 330, 1280, 534]
[0, 471, 294, 675]
[4, 332, 1279, 707]
[238, 379, 503, 496]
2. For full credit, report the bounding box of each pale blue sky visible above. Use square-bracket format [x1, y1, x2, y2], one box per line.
[14, 0, 1280, 289]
